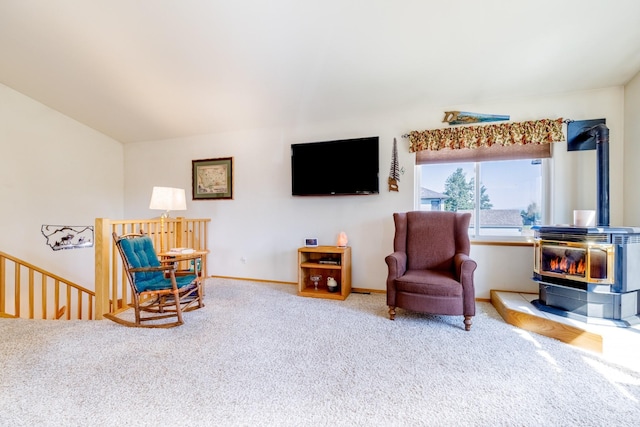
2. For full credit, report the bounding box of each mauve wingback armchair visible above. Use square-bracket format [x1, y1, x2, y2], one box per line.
[385, 211, 477, 331]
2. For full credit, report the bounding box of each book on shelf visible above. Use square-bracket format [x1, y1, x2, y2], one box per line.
[167, 248, 196, 255]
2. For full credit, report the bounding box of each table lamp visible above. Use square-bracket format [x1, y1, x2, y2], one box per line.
[149, 186, 187, 252]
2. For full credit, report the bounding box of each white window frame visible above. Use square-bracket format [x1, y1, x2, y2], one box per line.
[415, 158, 552, 242]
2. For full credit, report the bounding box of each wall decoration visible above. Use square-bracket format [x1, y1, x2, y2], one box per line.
[192, 157, 233, 200]
[41, 225, 94, 251]
[443, 111, 510, 126]
[388, 138, 400, 192]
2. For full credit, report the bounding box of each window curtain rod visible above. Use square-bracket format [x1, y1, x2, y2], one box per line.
[402, 118, 565, 153]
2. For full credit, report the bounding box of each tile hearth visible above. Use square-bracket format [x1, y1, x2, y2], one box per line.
[491, 291, 639, 373]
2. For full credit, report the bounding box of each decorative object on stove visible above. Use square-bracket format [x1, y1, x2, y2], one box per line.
[573, 210, 596, 227]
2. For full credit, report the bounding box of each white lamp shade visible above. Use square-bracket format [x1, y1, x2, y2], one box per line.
[149, 186, 187, 212]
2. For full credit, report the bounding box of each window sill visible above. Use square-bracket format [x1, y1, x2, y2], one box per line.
[470, 236, 535, 247]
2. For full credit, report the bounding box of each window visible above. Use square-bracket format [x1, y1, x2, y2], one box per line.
[418, 158, 547, 238]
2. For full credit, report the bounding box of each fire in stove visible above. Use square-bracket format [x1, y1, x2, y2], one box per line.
[537, 241, 610, 284]
[548, 254, 585, 276]
[548, 249, 584, 274]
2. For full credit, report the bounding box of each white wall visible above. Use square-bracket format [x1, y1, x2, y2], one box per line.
[124, 124, 406, 290]
[1, 82, 631, 298]
[124, 87, 628, 298]
[624, 71, 640, 226]
[0, 83, 124, 287]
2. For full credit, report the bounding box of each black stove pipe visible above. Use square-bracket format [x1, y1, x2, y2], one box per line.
[589, 124, 610, 227]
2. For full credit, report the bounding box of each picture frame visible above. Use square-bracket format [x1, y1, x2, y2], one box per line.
[192, 157, 233, 200]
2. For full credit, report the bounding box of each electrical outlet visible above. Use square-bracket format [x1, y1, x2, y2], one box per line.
[241, 256, 247, 264]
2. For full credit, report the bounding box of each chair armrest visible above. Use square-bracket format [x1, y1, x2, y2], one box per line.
[385, 251, 406, 307]
[454, 253, 477, 282]
[160, 253, 204, 277]
[454, 253, 477, 316]
[129, 265, 175, 273]
[385, 251, 407, 280]
[159, 253, 203, 263]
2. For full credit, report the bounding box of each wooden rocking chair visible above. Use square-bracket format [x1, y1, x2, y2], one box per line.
[104, 232, 204, 328]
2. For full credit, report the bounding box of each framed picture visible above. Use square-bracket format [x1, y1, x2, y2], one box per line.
[192, 157, 233, 200]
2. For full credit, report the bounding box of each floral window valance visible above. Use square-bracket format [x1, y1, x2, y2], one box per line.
[407, 118, 565, 153]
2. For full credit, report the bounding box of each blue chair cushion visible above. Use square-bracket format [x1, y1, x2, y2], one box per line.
[119, 236, 197, 292]
[136, 273, 198, 293]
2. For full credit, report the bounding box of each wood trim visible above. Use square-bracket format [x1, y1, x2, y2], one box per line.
[0, 312, 18, 318]
[416, 141, 551, 164]
[212, 276, 389, 295]
[471, 240, 533, 247]
[490, 290, 603, 353]
[352, 288, 386, 294]
[211, 277, 493, 300]
[211, 275, 297, 286]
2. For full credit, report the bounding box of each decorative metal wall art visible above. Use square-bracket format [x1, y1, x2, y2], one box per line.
[442, 111, 510, 126]
[41, 225, 94, 251]
[388, 138, 400, 192]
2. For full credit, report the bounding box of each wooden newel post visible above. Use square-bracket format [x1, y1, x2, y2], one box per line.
[94, 218, 111, 320]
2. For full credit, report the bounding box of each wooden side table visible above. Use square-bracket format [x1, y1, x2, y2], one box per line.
[157, 250, 208, 279]
[297, 246, 351, 300]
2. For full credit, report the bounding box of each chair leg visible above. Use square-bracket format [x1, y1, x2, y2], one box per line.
[133, 296, 141, 326]
[158, 297, 165, 313]
[464, 315, 472, 331]
[174, 290, 184, 325]
[197, 280, 205, 308]
[388, 306, 396, 320]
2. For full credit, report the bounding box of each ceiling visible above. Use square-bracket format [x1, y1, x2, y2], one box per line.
[1, 1, 640, 143]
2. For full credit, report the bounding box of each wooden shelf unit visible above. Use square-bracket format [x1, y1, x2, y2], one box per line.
[298, 246, 351, 300]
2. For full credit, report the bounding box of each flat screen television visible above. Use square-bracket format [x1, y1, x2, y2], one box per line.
[291, 136, 379, 196]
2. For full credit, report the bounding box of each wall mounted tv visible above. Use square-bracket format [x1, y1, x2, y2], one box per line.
[291, 136, 379, 196]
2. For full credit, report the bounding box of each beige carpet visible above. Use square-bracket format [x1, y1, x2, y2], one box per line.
[1, 278, 639, 426]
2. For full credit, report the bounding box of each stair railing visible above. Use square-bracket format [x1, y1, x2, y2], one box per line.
[0, 217, 209, 321]
[0, 251, 95, 320]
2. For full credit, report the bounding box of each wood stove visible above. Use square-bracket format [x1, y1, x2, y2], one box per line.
[532, 122, 640, 326]
[532, 225, 640, 326]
